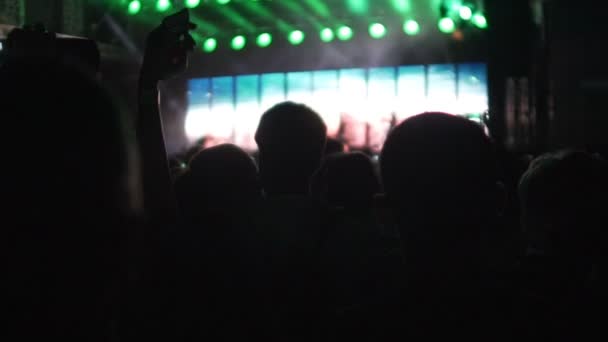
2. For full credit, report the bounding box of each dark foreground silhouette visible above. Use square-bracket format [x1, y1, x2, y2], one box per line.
[4, 13, 608, 342]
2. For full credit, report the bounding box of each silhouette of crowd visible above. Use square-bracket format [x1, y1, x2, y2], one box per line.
[4, 14, 608, 342]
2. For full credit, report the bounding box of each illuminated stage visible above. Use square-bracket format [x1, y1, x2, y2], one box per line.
[119, 0, 491, 154]
[186, 63, 487, 152]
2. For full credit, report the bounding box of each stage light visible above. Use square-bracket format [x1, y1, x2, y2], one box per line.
[438, 17, 455, 33]
[127, 0, 141, 15]
[337, 26, 353, 41]
[156, 0, 171, 12]
[288, 30, 305, 45]
[257, 33, 272, 48]
[459, 5, 473, 20]
[369, 23, 387, 39]
[203, 38, 217, 53]
[185, 0, 201, 9]
[217, 0, 231, 4]
[403, 20, 420, 36]
[320, 28, 334, 42]
[231, 35, 246, 50]
[472, 14, 488, 29]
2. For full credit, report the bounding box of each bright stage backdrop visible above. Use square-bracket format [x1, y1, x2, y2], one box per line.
[186, 63, 488, 151]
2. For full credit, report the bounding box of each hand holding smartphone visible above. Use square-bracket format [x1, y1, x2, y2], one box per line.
[162, 9, 193, 34]
[141, 9, 197, 82]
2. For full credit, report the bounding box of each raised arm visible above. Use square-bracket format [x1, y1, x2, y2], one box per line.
[136, 11, 195, 223]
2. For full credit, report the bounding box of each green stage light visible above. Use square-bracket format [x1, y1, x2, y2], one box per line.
[257, 33, 272, 47]
[320, 28, 334, 42]
[156, 0, 171, 12]
[203, 38, 217, 53]
[185, 0, 201, 9]
[288, 30, 305, 45]
[369, 23, 387, 39]
[127, 0, 141, 15]
[459, 6, 473, 20]
[231, 35, 246, 50]
[472, 14, 488, 29]
[337, 26, 353, 41]
[217, 0, 231, 4]
[403, 20, 420, 36]
[438, 17, 455, 33]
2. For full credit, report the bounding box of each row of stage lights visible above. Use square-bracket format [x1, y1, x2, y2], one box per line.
[126, 1, 487, 53]
[127, 0, 229, 14]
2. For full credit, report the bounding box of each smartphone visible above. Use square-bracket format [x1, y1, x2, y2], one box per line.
[162, 9, 190, 34]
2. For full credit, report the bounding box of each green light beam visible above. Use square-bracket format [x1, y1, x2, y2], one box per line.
[190, 17, 220, 36]
[346, 0, 369, 15]
[277, 1, 325, 31]
[241, 1, 293, 33]
[303, 0, 332, 19]
[213, 5, 257, 33]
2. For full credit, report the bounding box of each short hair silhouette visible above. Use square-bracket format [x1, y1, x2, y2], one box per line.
[519, 150, 608, 259]
[381, 112, 497, 215]
[255, 102, 327, 196]
[312, 152, 380, 209]
[175, 144, 260, 218]
[1, 59, 131, 217]
[380, 113, 499, 271]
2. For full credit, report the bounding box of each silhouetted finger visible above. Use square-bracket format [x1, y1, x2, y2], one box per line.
[183, 33, 196, 51]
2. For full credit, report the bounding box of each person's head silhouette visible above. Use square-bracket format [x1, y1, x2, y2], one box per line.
[519, 150, 608, 263]
[175, 144, 260, 221]
[2, 59, 133, 339]
[381, 113, 501, 280]
[255, 102, 327, 196]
